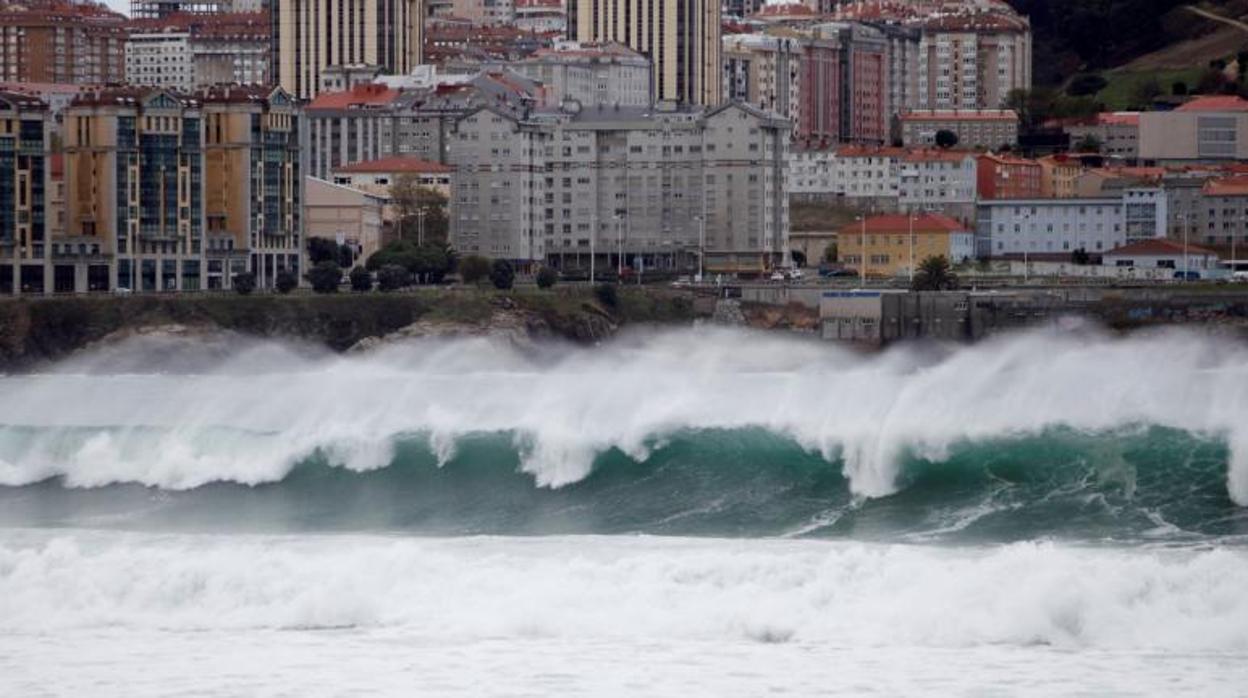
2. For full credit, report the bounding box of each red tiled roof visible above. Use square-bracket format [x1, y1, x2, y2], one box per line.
[903, 148, 975, 162]
[977, 152, 1038, 167]
[1202, 176, 1248, 196]
[1096, 112, 1140, 126]
[334, 156, 453, 174]
[1175, 96, 1248, 113]
[306, 84, 400, 110]
[842, 213, 969, 234]
[1103, 239, 1220, 258]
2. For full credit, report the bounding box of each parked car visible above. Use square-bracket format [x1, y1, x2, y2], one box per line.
[1173, 270, 1200, 281]
[788, 268, 804, 281]
[769, 271, 785, 281]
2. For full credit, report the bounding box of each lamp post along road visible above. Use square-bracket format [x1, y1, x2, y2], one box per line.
[590, 212, 596, 284]
[1184, 215, 1190, 281]
[859, 215, 867, 287]
[908, 211, 915, 283]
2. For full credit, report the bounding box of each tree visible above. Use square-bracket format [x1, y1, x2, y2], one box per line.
[934, 129, 960, 149]
[823, 243, 838, 264]
[1067, 73, 1107, 97]
[458, 255, 491, 285]
[349, 265, 372, 292]
[1074, 134, 1102, 153]
[535, 266, 558, 289]
[366, 239, 420, 273]
[1172, 81, 1189, 96]
[389, 175, 450, 244]
[489, 259, 515, 290]
[306, 261, 342, 294]
[275, 270, 298, 294]
[413, 243, 455, 284]
[307, 237, 339, 265]
[377, 264, 409, 291]
[232, 271, 256, 296]
[791, 250, 807, 268]
[1071, 247, 1091, 265]
[911, 255, 959, 291]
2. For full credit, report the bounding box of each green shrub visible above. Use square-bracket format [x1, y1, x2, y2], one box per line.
[535, 266, 558, 289]
[490, 259, 515, 290]
[377, 264, 409, 292]
[232, 271, 256, 295]
[349, 266, 372, 292]
[306, 261, 342, 294]
[274, 271, 298, 294]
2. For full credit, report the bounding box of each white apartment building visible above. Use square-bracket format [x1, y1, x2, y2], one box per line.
[898, 150, 977, 222]
[126, 31, 195, 92]
[448, 102, 791, 274]
[511, 42, 651, 108]
[976, 190, 1166, 258]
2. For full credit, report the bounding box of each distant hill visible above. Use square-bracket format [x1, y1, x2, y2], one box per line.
[1010, 0, 1248, 84]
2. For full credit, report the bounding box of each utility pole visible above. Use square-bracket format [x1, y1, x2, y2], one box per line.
[590, 211, 596, 284]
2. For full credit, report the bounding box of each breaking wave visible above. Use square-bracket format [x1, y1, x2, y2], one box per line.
[1, 326, 1247, 541]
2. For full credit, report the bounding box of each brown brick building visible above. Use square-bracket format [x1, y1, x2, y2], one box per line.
[0, 1, 128, 85]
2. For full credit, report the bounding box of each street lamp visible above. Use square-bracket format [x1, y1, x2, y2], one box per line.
[589, 211, 596, 284]
[1021, 209, 1031, 283]
[1183, 212, 1191, 281]
[856, 213, 867, 287]
[694, 214, 705, 282]
[613, 212, 624, 280]
[908, 210, 916, 284]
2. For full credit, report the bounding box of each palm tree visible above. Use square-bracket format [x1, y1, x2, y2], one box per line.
[912, 255, 959, 291]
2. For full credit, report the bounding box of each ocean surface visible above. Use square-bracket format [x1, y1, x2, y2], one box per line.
[2, 326, 1247, 696]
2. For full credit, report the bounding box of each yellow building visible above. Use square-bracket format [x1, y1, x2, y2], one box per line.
[1037, 154, 1081, 199]
[62, 85, 302, 293]
[201, 85, 303, 290]
[838, 213, 975, 278]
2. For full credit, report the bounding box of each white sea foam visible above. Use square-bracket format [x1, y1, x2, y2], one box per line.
[0, 531, 1246, 652]
[0, 326, 1247, 503]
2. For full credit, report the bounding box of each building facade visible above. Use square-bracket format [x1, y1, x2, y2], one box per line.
[568, 0, 722, 106]
[898, 109, 1018, 149]
[976, 152, 1042, 200]
[512, 42, 651, 108]
[975, 191, 1166, 259]
[60, 86, 303, 294]
[838, 213, 974, 278]
[448, 102, 790, 274]
[306, 71, 543, 178]
[1139, 97, 1248, 163]
[272, 0, 424, 99]
[126, 32, 195, 92]
[0, 92, 50, 294]
[0, 2, 127, 85]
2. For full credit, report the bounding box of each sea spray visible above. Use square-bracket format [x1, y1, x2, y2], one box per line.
[0, 325, 1246, 508]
